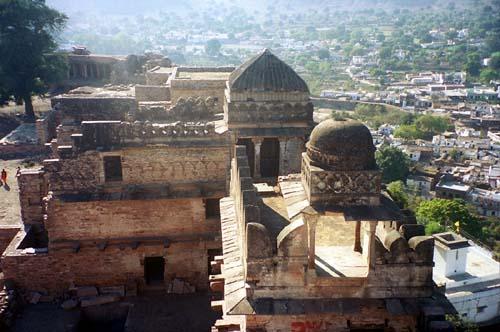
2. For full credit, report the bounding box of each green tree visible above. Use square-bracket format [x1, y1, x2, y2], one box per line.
[394, 124, 424, 140]
[464, 52, 481, 77]
[416, 199, 482, 236]
[480, 68, 500, 83]
[489, 52, 500, 70]
[387, 181, 409, 208]
[205, 39, 222, 56]
[0, 0, 68, 122]
[317, 48, 330, 60]
[415, 115, 449, 136]
[375, 146, 410, 183]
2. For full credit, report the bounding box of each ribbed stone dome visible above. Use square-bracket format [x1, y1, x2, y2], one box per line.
[229, 49, 309, 93]
[306, 119, 376, 171]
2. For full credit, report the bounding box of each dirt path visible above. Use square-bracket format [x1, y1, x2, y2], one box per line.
[0, 159, 23, 227]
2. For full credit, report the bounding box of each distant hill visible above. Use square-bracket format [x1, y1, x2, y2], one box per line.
[46, 0, 469, 16]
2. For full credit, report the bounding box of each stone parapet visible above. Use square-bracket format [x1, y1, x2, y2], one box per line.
[17, 169, 48, 225]
[226, 101, 313, 126]
[302, 153, 381, 206]
[72, 121, 224, 153]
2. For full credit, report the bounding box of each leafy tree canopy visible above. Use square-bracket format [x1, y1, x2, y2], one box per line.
[416, 199, 482, 237]
[387, 180, 409, 208]
[205, 39, 222, 56]
[0, 0, 67, 121]
[375, 145, 410, 183]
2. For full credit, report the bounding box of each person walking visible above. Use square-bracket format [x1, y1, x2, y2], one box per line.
[1, 168, 7, 185]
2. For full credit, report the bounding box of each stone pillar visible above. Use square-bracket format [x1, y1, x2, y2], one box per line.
[279, 138, 287, 176]
[252, 137, 263, 179]
[96, 63, 101, 79]
[354, 220, 362, 253]
[82, 64, 87, 79]
[301, 207, 319, 270]
[364, 221, 377, 270]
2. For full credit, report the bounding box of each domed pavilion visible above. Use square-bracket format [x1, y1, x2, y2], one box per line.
[301, 118, 381, 206]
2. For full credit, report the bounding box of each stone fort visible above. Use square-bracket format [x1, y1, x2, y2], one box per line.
[2, 49, 453, 331]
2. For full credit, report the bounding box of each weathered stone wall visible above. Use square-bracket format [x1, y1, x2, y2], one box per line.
[45, 144, 230, 195]
[36, 109, 59, 145]
[2, 236, 211, 293]
[51, 96, 137, 123]
[17, 169, 48, 225]
[301, 153, 381, 206]
[0, 227, 20, 255]
[280, 137, 304, 174]
[135, 85, 170, 102]
[170, 84, 226, 113]
[226, 101, 313, 126]
[245, 310, 417, 332]
[120, 146, 229, 184]
[45, 198, 217, 242]
[44, 152, 101, 195]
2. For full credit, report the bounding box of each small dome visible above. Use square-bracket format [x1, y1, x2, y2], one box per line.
[306, 119, 376, 171]
[229, 49, 309, 93]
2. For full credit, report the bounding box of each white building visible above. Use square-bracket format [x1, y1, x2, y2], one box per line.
[433, 232, 500, 325]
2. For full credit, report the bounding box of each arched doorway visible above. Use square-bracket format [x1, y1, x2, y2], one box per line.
[260, 138, 280, 178]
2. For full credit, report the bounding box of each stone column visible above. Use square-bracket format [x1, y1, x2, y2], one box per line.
[252, 137, 263, 179]
[279, 138, 287, 176]
[82, 64, 87, 79]
[364, 221, 377, 270]
[96, 63, 101, 79]
[301, 207, 319, 270]
[354, 220, 362, 253]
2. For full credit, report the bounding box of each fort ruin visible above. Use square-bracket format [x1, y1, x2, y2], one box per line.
[1, 49, 454, 331]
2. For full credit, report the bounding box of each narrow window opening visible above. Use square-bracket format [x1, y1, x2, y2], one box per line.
[103, 156, 123, 182]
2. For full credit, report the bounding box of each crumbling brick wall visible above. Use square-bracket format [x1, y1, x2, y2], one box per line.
[17, 170, 48, 225]
[135, 85, 170, 102]
[2, 240, 211, 294]
[45, 198, 214, 242]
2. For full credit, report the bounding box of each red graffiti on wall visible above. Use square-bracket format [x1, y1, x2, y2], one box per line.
[291, 320, 332, 332]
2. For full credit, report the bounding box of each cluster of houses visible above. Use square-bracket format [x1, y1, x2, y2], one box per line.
[371, 104, 500, 218]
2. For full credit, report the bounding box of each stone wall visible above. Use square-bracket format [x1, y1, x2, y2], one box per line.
[17, 169, 47, 225]
[45, 198, 217, 242]
[280, 137, 304, 175]
[51, 96, 137, 123]
[135, 85, 170, 102]
[0, 226, 20, 255]
[225, 101, 313, 126]
[170, 84, 226, 113]
[2, 233, 211, 293]
[36, 109, 59, 145]
[245, 310, 417, 332]
[45, 143, 230, 196]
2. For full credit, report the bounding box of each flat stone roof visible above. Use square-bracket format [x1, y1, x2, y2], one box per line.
[0, 124, 37, 145]
[437, 181, 471, 192]
[177, 71, 231, 80]
[434, 242, 500, 290]
[57, 85, 135, 98]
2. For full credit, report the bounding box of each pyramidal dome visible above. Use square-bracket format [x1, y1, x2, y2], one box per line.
[229, 49, 309, 93]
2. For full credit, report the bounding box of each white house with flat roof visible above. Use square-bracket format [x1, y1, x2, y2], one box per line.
[433, 232, 500, 325]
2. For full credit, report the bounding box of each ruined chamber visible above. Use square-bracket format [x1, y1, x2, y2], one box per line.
[214, 119, 453, 332]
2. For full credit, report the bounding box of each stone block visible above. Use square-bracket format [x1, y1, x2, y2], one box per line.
[80, 295, 120, 307]
[400, 224, 425, 241]
[29, 292, 41, 304]
[246, 223, 272, 259]
[61, 299, 78, 310]
[99, 285, 125, 297]
[76, 286, 98, 298]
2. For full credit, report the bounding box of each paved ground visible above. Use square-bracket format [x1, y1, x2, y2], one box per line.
[12, 293, 219, 332]
[0, 159, 23, 227]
